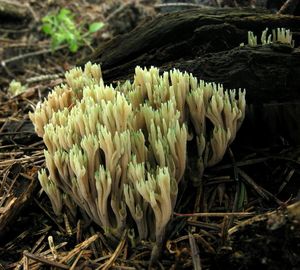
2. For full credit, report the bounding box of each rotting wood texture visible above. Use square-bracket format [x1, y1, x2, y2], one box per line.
[82, 8, 300, 146]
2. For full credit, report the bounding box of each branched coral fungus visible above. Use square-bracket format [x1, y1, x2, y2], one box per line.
[244, 27, 295, 47]
[30, 62, 246, 260]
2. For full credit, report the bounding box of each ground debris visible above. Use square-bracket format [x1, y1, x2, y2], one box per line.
[1, 1, 300, 269]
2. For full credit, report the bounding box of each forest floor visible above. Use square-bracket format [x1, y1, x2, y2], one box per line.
[0, 0, 300, 269]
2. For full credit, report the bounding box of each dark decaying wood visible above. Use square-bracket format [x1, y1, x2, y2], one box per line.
[0, 172, 37, 238]
[82, 9, 300, 146]
[224, 201, 300, 269]
[0, 0, 30, 21]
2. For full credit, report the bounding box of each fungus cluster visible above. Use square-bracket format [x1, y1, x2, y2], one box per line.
[245, 27, 294, 47]
[29, 62, 245, 250]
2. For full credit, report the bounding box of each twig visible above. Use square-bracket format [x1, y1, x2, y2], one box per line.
[39, 242, 68, 257]
[278, 167, 295, 194]
[213, 154, 300, 171]
[23, 251, 29, 270]
[105, 3, 129, 22]
[0, 152, 44, 168]
[23, 251, 69, 270]
[0, 174, 18, 208]
[111, 266, 136, 270]
[278, 0, 299, 14]
[1, 45, 66, 66]
[228, 201, 300, 235]
[189, 233, 202, 270]
[220, 215, 230, 246]
[174, 212, 255, 217]
[186, 220, 220, 231]
[69, 250, 83, 270]
[25, 2, 38, 22]
[154, 3, 206, 9]
[59, 234, 99, 264]
[228, 148, 243, 227]
[31, 234, 48, 254]
[192, 180, 203, 228]
[48, 236, 58, 260]
[2, 49, 52, 66]
[0, 131, 35, 136]
[194, 234, 215, 254]
[212, 157, 270, 171]
[25, 74, 63, 83]
[99, 229, 128, 270]
[237, 168, 282, 205]
[34, 198, 65, 232]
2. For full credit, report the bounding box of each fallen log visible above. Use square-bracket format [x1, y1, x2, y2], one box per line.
[85, 9, 300, 75]
[82, 9, 300, 146]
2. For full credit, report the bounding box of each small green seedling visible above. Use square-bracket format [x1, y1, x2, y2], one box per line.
[41, 8, 104, 53]
[8, 80, 26, 96]
[241, 27, 295, 48]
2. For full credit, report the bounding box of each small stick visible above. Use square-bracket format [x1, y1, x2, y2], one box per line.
[59, 234, 99, 264]
[23, 251, 29, 270]
[154, 3, 206, 9]
[76, 220, 82, 243]
[0, 153, 44, 168]
[34, 199, 65, 232]
[39, 242, 68, 257]
[1, 43, 66, 66]
[237, 168, 282, 205]
[25, 74, 62, 84]
[69, 250, 83, 270]
[31, 234, 47, 254]
[194, 234, 215, 254]
[187, 220, 221, 231]
[189, 233, 202, 270]
[229, 201, 300, 235]
[105, 3, 129, 22]
[174, 212, 255, 217]
[1, 49, 52, 66]
[48, 236, 58, 260]
[99, 230, 127, 270]
[278, 0, 299, 14]
[212, 157, 270, 171]
[23, 251, 69, 270]
[220, 215, 230, 246]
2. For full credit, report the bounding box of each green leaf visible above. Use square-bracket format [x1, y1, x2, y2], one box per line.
[42, 24, 53, 34]
[52, 32, 66, 48]
[69, 41, 79, 52]
[64, 30, 75, 41]
[62, 16, 74, 28]
[88, 22, 104, 33]
[41, 14, 53, 23]
[58, 8, 72, 20]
